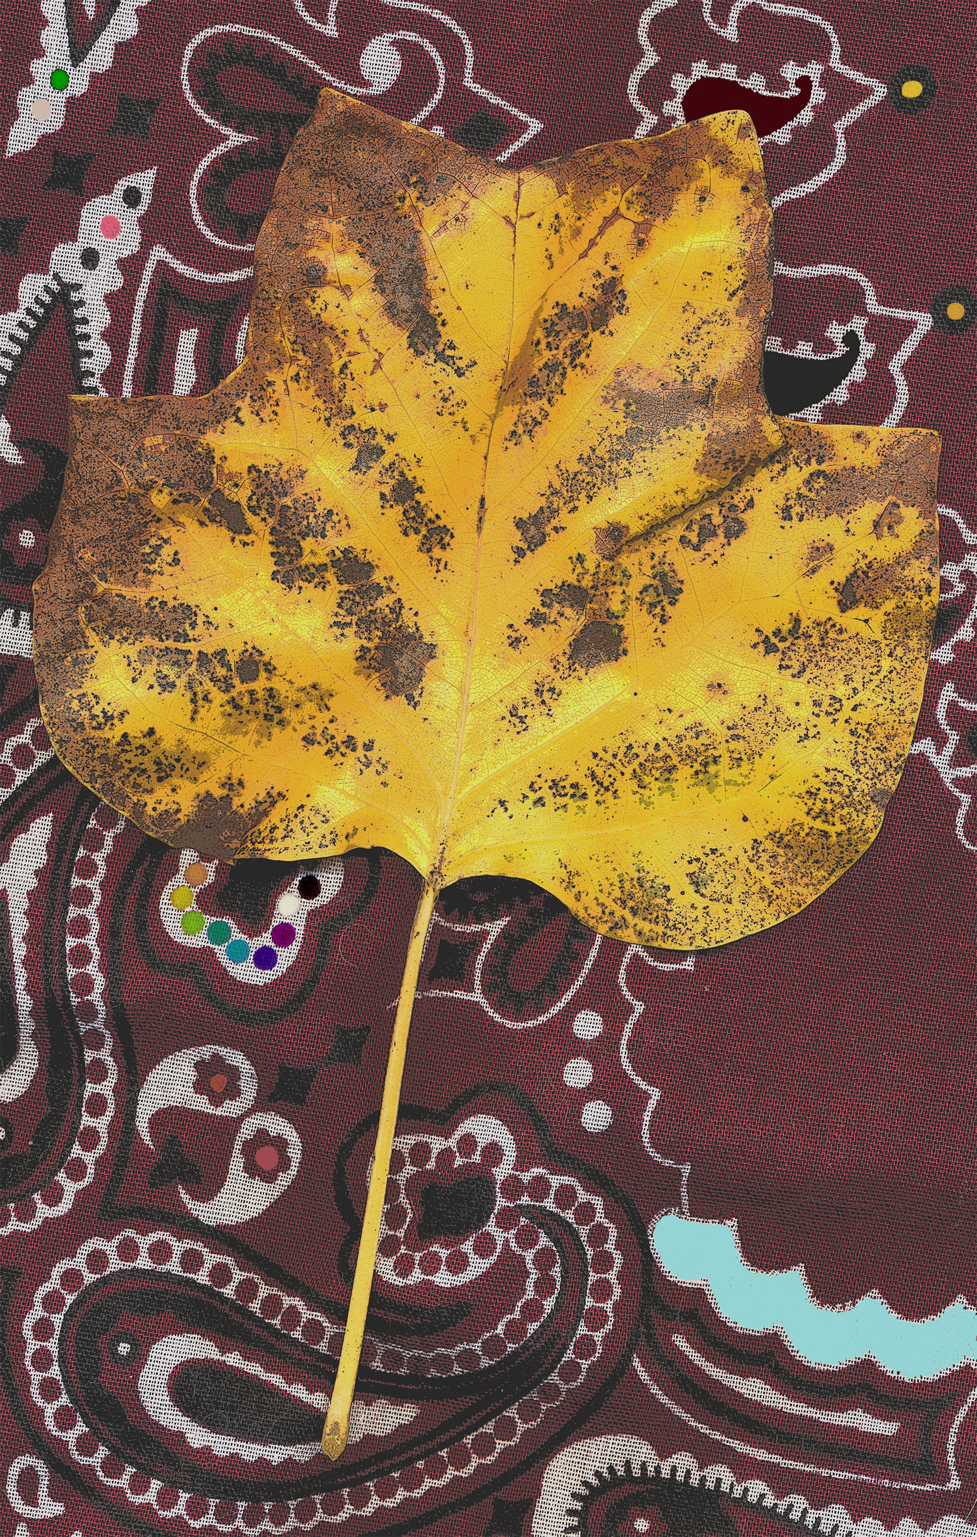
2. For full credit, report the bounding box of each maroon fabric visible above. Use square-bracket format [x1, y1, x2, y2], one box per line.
[0, 4, 975, 1535]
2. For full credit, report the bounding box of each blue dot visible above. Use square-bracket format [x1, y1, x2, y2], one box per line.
[225, 939, 249, 963]
[253, 945, 277, 971]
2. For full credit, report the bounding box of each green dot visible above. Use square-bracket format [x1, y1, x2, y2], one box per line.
[50, 69, 69, 91]
[181, 910, 205, 936]
[207, 920, 231, 945]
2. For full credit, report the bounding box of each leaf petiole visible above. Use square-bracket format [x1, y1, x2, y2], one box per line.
[321, 879, 439, 1460]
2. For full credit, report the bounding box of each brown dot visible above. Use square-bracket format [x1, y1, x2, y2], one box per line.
[184, 862, 207, 886]
[210, 1074, 228, 1093]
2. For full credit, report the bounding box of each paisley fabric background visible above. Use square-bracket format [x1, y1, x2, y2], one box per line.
[0, 3, 975, 1534]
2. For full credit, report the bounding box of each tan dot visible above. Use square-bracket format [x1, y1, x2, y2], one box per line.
[31, 98, 52, 122]
[901, 78, 923, 98]
[184, 862, 207, 886]
[946, 301, 966, 321]
[210, 1074, 228, 1093]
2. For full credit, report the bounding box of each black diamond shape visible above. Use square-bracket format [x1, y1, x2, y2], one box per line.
[0, 216, 29, 258]
[485, 1495, 533, 1536]
[268, 1062, 318, 1106]
[417, 1175, 495, 1239]
[43, 149, 95, 196]
[148, 1133, 202, 1188]
[324, 1025, 370, 1066]
[106, 93, 160, 141]
[451, 111, 508, 156]
[428, 937, 476, 983]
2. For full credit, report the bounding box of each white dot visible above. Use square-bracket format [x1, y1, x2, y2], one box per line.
[563, 1057, 593, 1088]
[277, 892, 301, 916]
[581, 1099, 612, 1133]
[31, 97, 52, 122]
[359, 36, 402, 90]
[18, 528, 35, 549]
[635, 1523, 650, 1534]
[573, 1008, 603, 1039]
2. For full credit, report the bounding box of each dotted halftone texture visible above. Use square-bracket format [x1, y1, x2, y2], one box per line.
[0, 2, 976, 1535]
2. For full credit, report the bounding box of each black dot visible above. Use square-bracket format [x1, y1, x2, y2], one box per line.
[121, 185, 141, 208]
[79, 246, 99, 270]
[931, 284, 976, 336]
[888, 65, 937, 114]
[297, 874, 320, 899]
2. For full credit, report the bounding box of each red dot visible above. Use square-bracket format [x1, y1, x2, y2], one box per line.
[76, 1432, 98, 1458]
[64, 1157, 86, 1183]
[10, 743, 35, 771]
[242, 1503, 265, 1529]
[481, 1333, 506, 1359]
[31, 1347, 54, 1370]
[70, 886, 92, 908]
[68, 944, 92, 967]
[32, 1317, 55, 1341]
[100, 214, 121, 239]
[156, 1486, 180, 1510]
[378, 1235, 400, 1257]
[584, 1305, 609, 1331]
[85, 1093, 107, 1118]
[236, 1277, 259, 1305]
[80, 828, 104, 852]
[534, 1273, 557, 1299]
[301, 1319, 324, 1346]
[408, 1140, 431, 1168]
[520, 1296, 545, 1322]
[456, 1132, 477, 1158]
[386, 1203, 408, 1229]
[534, 1246, 557, 1272]
[254, 1143, 279, 1171]
[480, 1141, 504, 1167]
[75, 855, 97, 879]
[493, 1414, 517, 1442]
[0, 767, 14, 791]
[526, 1174, 551, 1200]
[392, 1252, 415, 1278]
[375, 1475, 399, 1500]
[68, 915, 92, 939]
[472, 1231, 497, 1259]
[60, 1267, 84, 1292]
[185, 1495, 208, 1521]
[430, 1351, 452, 1374]
[447, 1443, 472, 1470]
[574, 1333, 598, 1359]
[77, 1127, 99, 1152]
[39, 1375, 62, 1402]
[53, 1404, 77, 1432]
[260, 1292, 282, 1319]
[418, 1250, 442, 1275]
[94, 805, 119, 830]
[279, 1305, 300, 1332]
[180, 1248, 203, 1274]
[15, 1197, 37, 1222]
[87, 1058, 108, 1083]
[503, 1317, 527, 1343]
[471, 1431, 496, 1458]
[70, 973, 94, 997]
[592, 1248, 614, 1274]
[116, 1236, 139, 1263]
[293, 1498, 316, 1522]
[444, 1248, 469, 1275]
[86, 1248, 109, 1274]
[129, 1471, 150, 1496]
[389, 1149, 406, 1175]
[74, 1001, 98, 1022]
[456, 1347, 480, 1371]
[574, 1201, 597, 1225]
[500, 1174, 523, 1200]
[209, 1262, 232, 1289]
[514, 1222, 539, 1251]
[347, 1485, 372, 1512]
[399, 1465, 425, 1492]
[424, 1452, 448, 1477]
[31, 724, 51, 751]
[559, 1359, 582, 1383]
[434, 1145, 456, 1172]
[147, 1240, 172, 1266]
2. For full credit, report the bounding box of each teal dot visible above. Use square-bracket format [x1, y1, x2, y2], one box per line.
[50, 69, 69, 91]
[181, 910, 205, 936]
[207, 920, 231, 945]
[225, 939, 249, 964]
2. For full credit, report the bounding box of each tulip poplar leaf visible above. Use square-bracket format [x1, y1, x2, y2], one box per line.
[34, 90, 940, 949]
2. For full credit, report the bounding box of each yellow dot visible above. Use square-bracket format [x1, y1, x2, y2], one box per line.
[31, 98, 51, 121]
[901, 79, 923, 99]
[946, 301, 966, 321]
[170, 885, 194, 910]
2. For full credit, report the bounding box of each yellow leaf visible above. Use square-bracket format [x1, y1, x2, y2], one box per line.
[34, 90, 939, 951]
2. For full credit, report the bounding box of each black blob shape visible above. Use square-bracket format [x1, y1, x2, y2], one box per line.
[106, 93, 159, 141]
[171, 1361, 323, 1443]
[681, 73, 812, 137]
[121, 184, 142, 208]
[217, 857, 312, 926]
[440, 875, 546, 924]
[109, 1331, 141, 1369]
[324, 1026, 370, 1066]
[43, 148, 94, 196]
[416, 1174, 496, 1240]
[762, 329, 860, 415]
[888, 65, 937, 114]
[966, 723, 977, 760]
[148, 1132, 202, 1189]
[451, 111, 508, 155]
[0, 216, 29, 257]
[931, 285, 977, 336]
[79, 246, 99, 271]
[0, 1116, 12, 1153]
[268, 1062, 317, 1106]
[485, 1496, 533, 1536]
[932, 604, 960, 644]
[427, 937, 476, 983]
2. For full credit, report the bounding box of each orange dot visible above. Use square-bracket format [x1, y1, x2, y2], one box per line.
[169, 885, 193, 910]
[210, 1073, 228, 1093]
[901, 78, 923, 99]
[184, 862, 207, 886]
[946, 301, 966, 321]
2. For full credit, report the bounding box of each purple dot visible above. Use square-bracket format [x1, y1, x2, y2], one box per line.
[253, 946, 278, 970]
[271, 922, 296, 947]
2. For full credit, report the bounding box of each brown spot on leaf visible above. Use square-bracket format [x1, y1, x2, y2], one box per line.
[568, 619, 623, 670]
[540, 583, 589, 612]
[874, 500, 904, 539]
[366, 626, 437, 699]
[594, 522, 629, 559]
[236, 655, 261, 684]
[158, 789, 285, 862]
[333, 550, 376, 586]
[208, 490, 248, 535]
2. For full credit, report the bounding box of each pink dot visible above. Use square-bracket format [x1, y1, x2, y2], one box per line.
[254, 1144, 279, 1171]
[100, 215, 121, 239]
